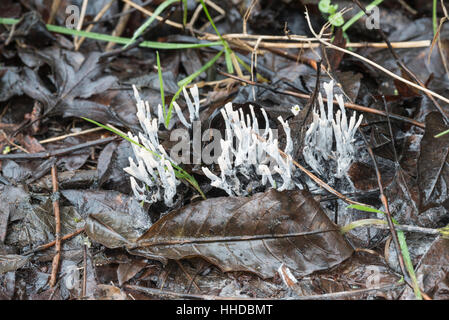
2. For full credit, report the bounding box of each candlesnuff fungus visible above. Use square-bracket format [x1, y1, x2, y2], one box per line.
[124, 85, 179, 206]
[303, 80, 363, 178]
[172, 86, 200, 128]
[125, 84, 202, 206]
[124, 80, 362, 205]
[201, 102, 295, 196]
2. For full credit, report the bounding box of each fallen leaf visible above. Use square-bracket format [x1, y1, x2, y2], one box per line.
[132, 189, 353, 279]
[0, 254, 29, 274]
[400, 238, 449, 300]
[117, 260, 147, 286]
[1, 46, 119, 125]
[63, 190, 152, 248]
[418, 112, 449, 212]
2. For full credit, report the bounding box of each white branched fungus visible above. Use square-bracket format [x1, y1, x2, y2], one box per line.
[125, 84, 202, 206]
[303, 80, 363, 178]
[124, 85, 180, 207]
[201, 102, 295, 196]
[172, 85, 200, 128]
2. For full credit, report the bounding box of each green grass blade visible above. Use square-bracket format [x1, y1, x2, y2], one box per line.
[397, 231, 422, 299]
[177, 49, 224, 87]
[198, 0, 222, 41]
[165, 49, 224, 127]
[340, 218, 387, 234]
[348, 204, 422, 299]
[224, 49, 234, 74]
[434, 128, 449, 138]
[182, 0, 188, 26]
[433, 0, 438, 35]
[165, 87, 183, 128]
[125, 0, 180, 49]
[198, 0, 233, 73]
[81, 117, 145, 149]
[81, 117, 205, 199]
[234, 55, 268, 82]
[342, 0, 384, 32]
[156, 51, 166, 120]
[0, 18, 221, 49]
[347, 204, 385, 214]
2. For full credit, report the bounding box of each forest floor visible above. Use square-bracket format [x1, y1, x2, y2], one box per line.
[0, 0, 449, 300]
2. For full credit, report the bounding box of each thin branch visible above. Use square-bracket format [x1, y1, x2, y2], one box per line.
[304, 8, 449, 108]
[217, 70, 425, 129]
[352, 0, 449, 122]
[0, 136, 117, 160]
[23, 227, 85, 255]
[49, 164, 61, 288]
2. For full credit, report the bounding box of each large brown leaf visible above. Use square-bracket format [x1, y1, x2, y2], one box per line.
[418, 112, 449, 212]
[130, 189, 353, 279]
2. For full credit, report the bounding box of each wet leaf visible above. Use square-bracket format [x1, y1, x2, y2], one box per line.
[9, 12, 56, 47]
[62, 190, 151, 249]
[418, 112, 449, 212]
[3, 47, 118, 124]
[0, 254, 29, 274]
[0, 185, 32, 242]
[400, 238, 449, 300]
[101, 139, 133, 194]
[348, 161, 395, 192]
[0, 271, 16, 299]
[0, 68, 23, 101]
[97, 141, 118, 186]
[132, 189, 353, 279]
[117, 260, 147, 286]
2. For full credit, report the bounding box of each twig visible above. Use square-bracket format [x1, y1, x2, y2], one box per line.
[39, 127, 104, 145]
[247, 40, 431, 49]
[82, 0, 153, 27]
[124, 284, 275, 300]
[342, 218, 441, 235]
[264, 47, 324, 71]
[174, 260, 202, 294]
[0, 136, 117, 160]
[23, 227, 85, 255]
[49, 164, 61, 288]
[243, 0, 258, 34]
[358, 127, 422, 297]
[83, 244, 87, 297]
[75, 0, 115, 50]
[204, 0, 225, 16]
[352, 0, 449, 123]
[294, 284, 404, 300]
[203, 33, 430, 48]
[382, 96, 419, 214]
[47, 0, 61, 24]
[217, 70, 425, 129]
[122, 0, 184, 29]
[125, 283, 403, 300]
[106, 3, 131, 51]
[304, 8, 449, 107]
[279, 149, 364, 206]
[9, 127, 104, 152]
[398, 0, 418, 15]
[1, 130, 29, 154]
[74, 0, 89, 47]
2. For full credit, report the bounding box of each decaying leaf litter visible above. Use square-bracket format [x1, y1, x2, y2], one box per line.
[1, 0, 449, 300]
